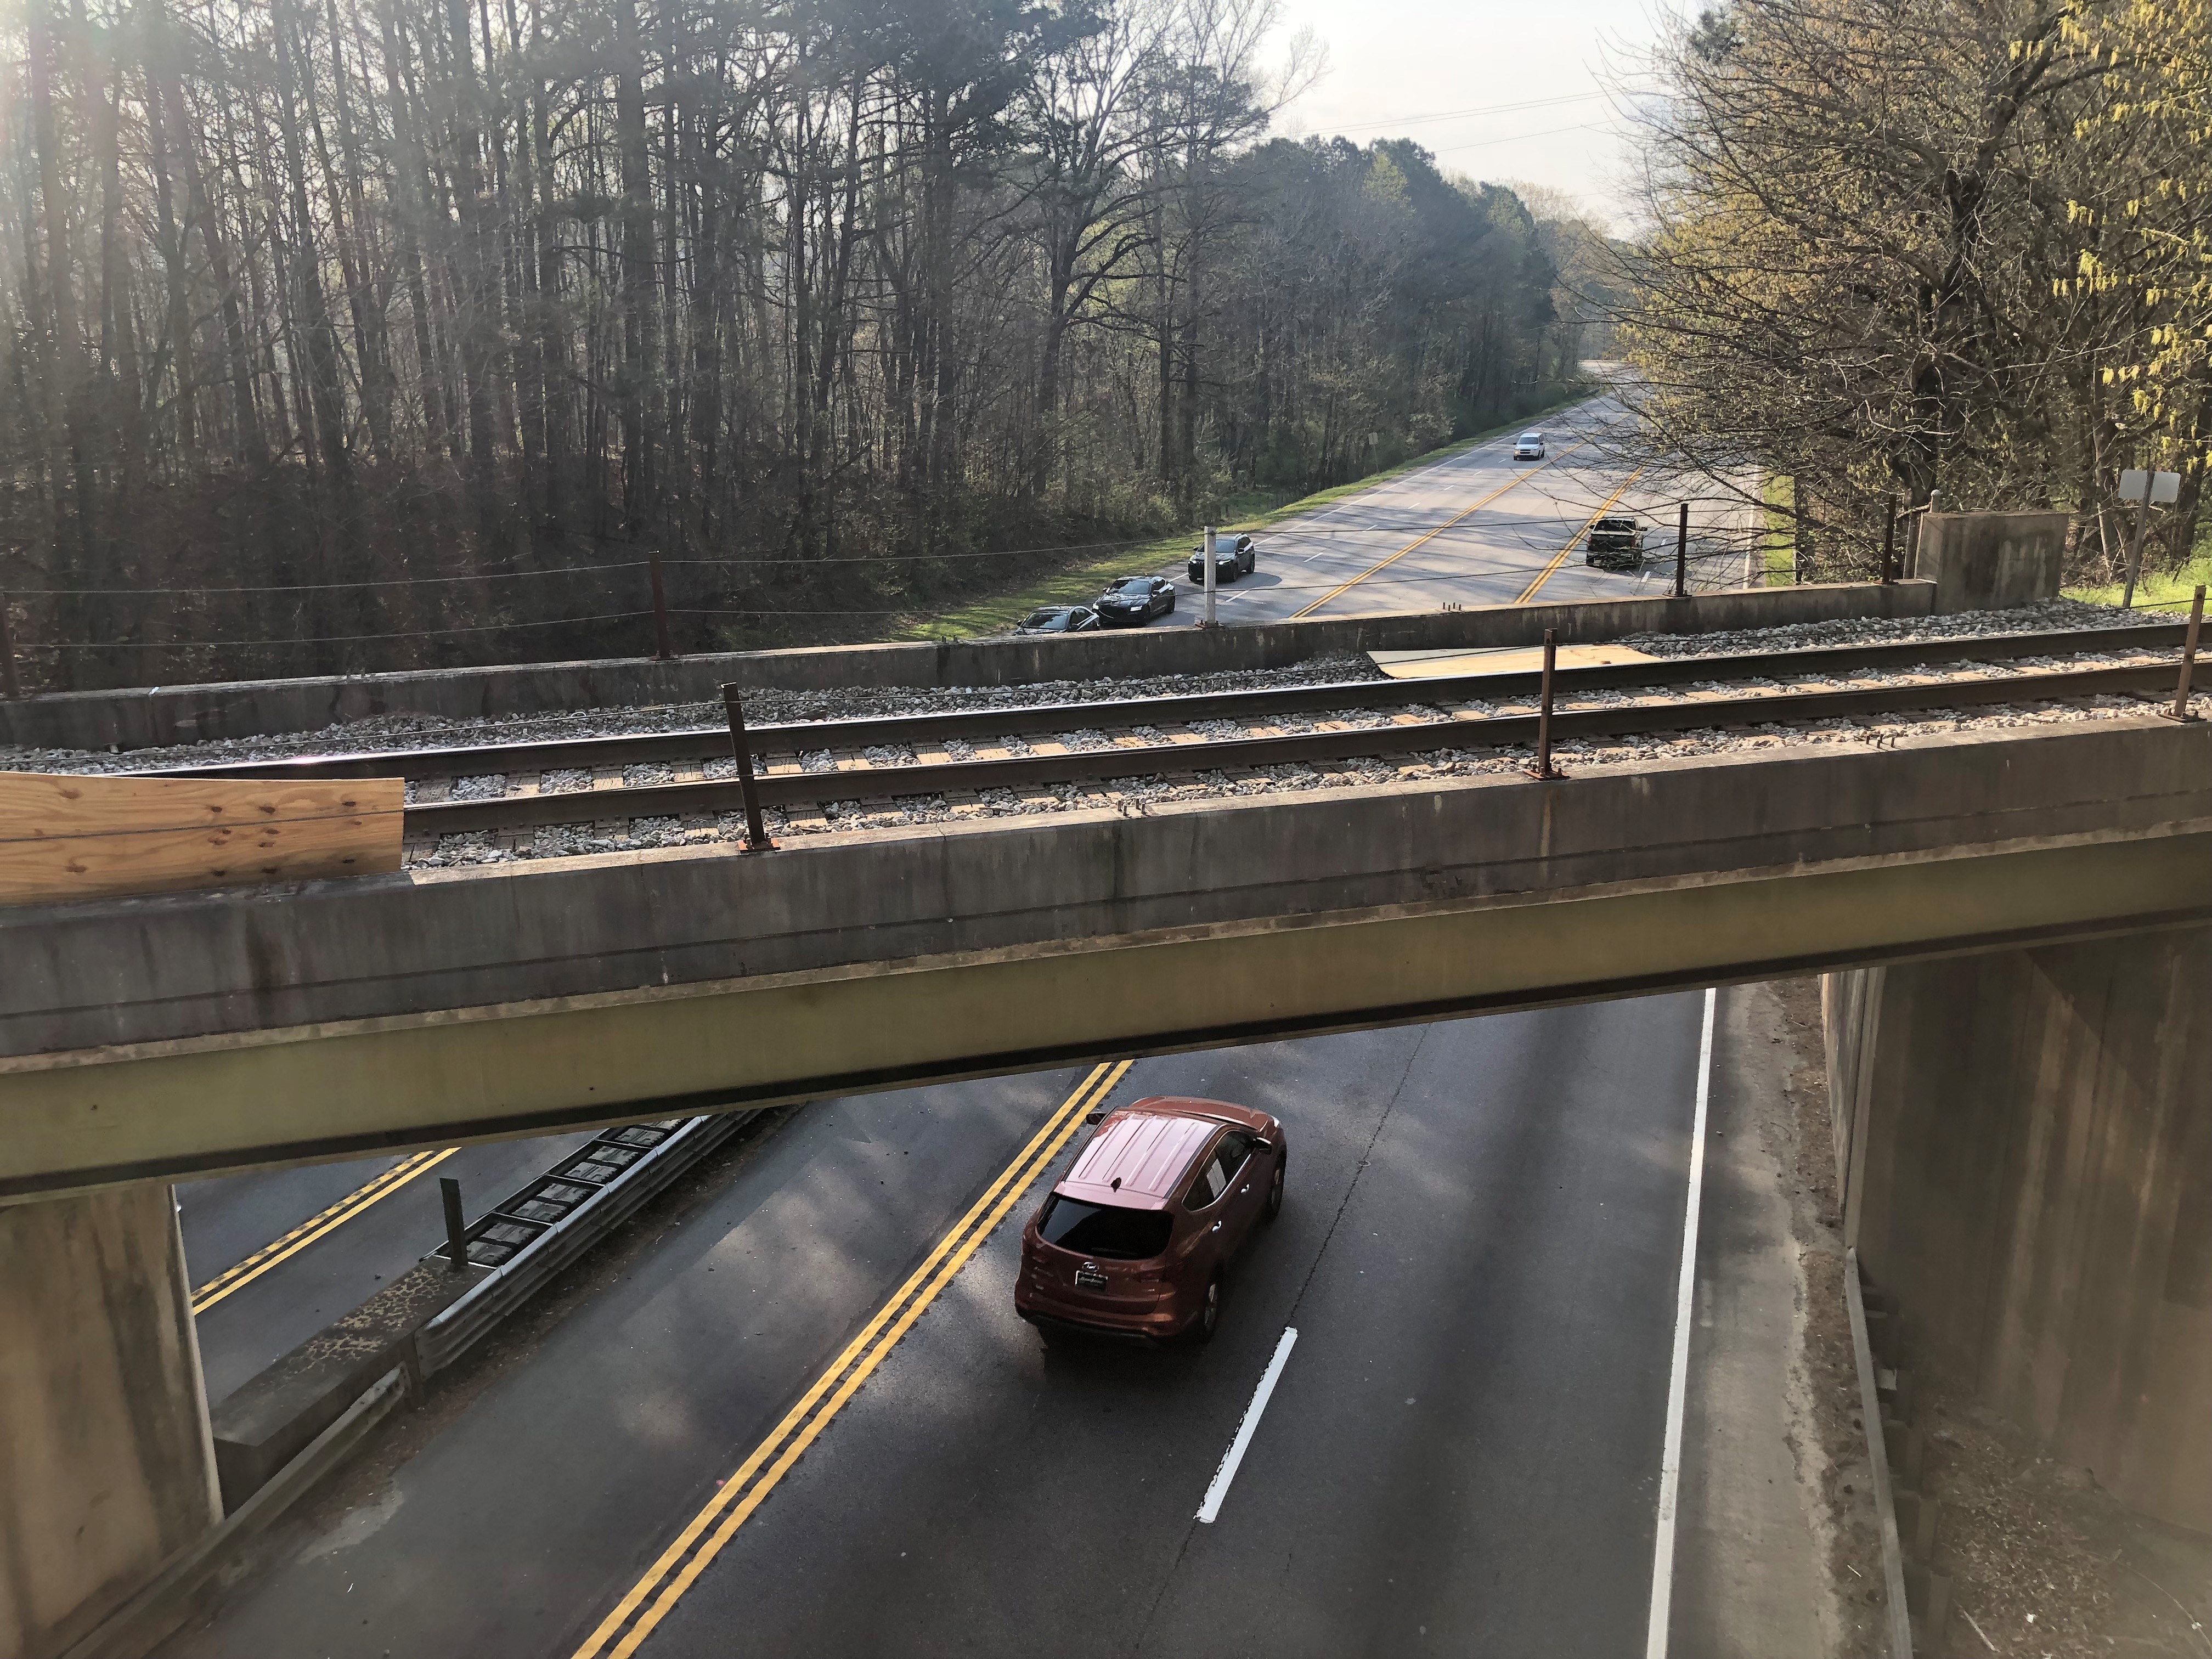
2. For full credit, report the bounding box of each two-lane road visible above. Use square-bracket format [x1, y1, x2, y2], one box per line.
[617, 998, 1707, 1658]
[161, 995, 1711, 1658]
[1152, 395, 1756, 625]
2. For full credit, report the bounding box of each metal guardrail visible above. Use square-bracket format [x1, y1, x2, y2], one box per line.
[414, 1111, 754, 1379]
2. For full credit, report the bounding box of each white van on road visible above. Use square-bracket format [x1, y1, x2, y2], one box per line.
[1513, 431, 1545, 460]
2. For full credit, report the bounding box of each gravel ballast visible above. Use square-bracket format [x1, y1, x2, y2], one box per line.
[1618, 597, 2146, 658]
[9, 600, 2188, 878]
[0, 652, 1389, 776]
[407, 685, 2189, 868]
[4, 604, 2159, 778]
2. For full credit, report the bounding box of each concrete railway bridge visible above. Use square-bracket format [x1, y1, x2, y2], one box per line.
[8, 568, 2212, 1655]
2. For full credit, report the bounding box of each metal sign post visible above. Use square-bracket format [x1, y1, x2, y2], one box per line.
[1203, 526, 1217, 627]
[2119, 469, 2183, 610]
[1673, 503, 1689, 599]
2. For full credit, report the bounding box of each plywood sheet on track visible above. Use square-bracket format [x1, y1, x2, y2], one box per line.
[0, 771, 404, 905]
[1368, 643, 1659, 680]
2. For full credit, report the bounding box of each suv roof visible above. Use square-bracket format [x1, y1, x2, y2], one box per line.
[1058, 1114, 1214, 1210]
[1056, 1097, 1262, 1210]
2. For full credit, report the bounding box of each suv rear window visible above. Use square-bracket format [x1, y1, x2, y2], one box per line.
[1038, 1195, 1173, 1260]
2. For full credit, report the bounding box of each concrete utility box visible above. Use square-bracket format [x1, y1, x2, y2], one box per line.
[1915, 511, 2069, 613]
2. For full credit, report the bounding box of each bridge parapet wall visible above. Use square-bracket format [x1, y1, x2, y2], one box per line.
[8, 713, 2212, 1204]
[3, 706, 2203, 1065]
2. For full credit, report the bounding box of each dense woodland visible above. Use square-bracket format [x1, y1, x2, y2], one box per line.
[1613, 0, 2212, 584]
[0, 0, 1589, 689]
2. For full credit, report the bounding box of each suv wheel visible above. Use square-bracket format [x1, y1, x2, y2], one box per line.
[1188, 1273, 1222, 1344]
[1264, 1156, 1285, 1221]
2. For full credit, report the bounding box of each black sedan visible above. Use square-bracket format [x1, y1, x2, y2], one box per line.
[1096, 575, 1177, 626]
[1187, 534, 1257, 584]
[1013, 605, 1102, 635]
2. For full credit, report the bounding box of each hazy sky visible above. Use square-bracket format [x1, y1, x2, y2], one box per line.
[1269, 0, 1680, 226]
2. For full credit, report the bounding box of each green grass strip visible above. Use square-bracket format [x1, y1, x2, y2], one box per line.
[2064, 522, 2212, 610]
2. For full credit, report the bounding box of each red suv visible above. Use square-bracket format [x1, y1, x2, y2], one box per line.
[1016, 1096, 1286, 1345]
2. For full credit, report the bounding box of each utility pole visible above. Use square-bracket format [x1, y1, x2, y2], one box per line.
[1203, 525, 1217, 627]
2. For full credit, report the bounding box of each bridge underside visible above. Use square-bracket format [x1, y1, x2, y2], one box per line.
[7, 713, 2212, 1202]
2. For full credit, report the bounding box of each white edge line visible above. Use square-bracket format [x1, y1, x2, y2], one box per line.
[1195, 1326, 1300, 1523]
[1645, 986, 1718, 1659]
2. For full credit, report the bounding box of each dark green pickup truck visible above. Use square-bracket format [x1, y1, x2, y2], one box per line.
[1584, 515, 1645, 572]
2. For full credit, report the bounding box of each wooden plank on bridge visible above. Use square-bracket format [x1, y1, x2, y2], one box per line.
[0, 771, 404, 905]
[1368, 643, 1659, 680]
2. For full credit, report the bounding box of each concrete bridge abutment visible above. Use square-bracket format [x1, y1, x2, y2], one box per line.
[1, 1186, 219, 1659]
[1826, 924, 2212, 1531]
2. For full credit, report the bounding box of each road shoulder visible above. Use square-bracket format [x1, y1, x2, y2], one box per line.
[1674, 979, 1883, 1657]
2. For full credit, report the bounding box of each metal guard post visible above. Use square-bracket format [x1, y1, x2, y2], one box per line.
[722, 684, 773, 850]
[2166, 586, 2206, 722]
[0, 592, 19, 701]
[648, 546, 674, 661]
[1528, 629, 1562, 780]
[441, 1176, 467, 1273]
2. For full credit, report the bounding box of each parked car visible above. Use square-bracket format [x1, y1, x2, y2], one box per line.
[1187, 533, 1258, 585]
[1017, 1097, 1286, 1345]
[1514, 431, 1547, 460]
[1096, 575, 1177, 625]
[1585, 514, 1645, 571]
[1013, 605, 1101, 636]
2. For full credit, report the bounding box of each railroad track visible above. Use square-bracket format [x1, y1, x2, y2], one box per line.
[132, 622, 2195, 852]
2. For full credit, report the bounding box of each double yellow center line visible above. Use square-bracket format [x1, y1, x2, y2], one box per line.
[571, 1059, 1133, 1659]
[1513, 469, 1646, 606]
[1291, 443, 1583, 619]
[189, 1146, 456, 1315]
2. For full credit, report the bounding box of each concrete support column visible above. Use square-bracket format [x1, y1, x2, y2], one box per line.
[1, 1186, 219, 1659]
[1825, 924, 2212, 1530]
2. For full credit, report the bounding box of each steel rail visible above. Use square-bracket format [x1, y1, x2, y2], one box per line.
[403, 658, 2184, 838]
[140, 622, 2187, 788]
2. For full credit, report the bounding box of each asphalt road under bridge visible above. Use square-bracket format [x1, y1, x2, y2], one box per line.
[154, 988, 1829, 1658]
